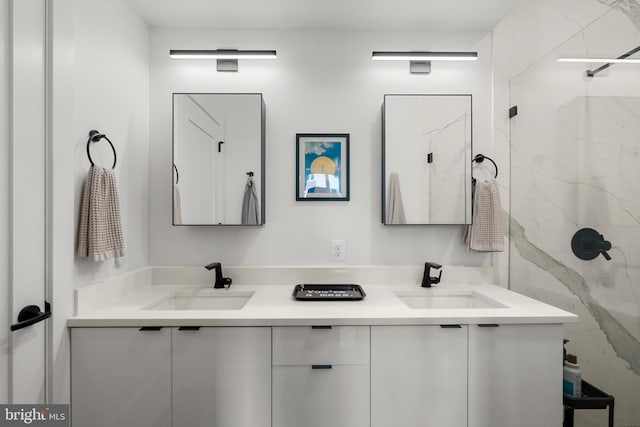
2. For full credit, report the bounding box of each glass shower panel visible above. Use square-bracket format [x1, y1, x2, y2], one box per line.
[509, 9, 640, 427]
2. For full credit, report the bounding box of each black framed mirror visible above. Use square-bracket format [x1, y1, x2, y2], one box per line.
[172, 93, 265, 225]
[383, 94, 472, 225]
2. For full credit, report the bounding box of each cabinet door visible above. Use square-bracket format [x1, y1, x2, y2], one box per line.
[71, 327, 171, 427]
[273, 365, 370, 427]
[172, 327, 271, 427]
[371, 325, 468, 427]
[468, 324, 563, 427]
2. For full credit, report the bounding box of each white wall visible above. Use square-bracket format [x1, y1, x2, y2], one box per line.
[49, 0, 74, 404]
[73, 0, 150, 284]
[45, 0, 150, 404]
[149, 28, 493, 268]
[0, 0, 10, 405]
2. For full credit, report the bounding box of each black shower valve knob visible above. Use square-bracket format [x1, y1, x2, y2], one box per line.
[571, 228, 612, 261]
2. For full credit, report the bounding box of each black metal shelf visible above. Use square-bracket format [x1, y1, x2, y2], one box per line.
[563, 380, 614, 427]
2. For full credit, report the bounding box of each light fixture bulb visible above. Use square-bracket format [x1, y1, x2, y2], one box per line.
[371, 51, 478, 61]
[169, 49, 277, 60]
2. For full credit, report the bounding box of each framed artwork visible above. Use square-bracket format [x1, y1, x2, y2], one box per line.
[296, 133, 350, 201]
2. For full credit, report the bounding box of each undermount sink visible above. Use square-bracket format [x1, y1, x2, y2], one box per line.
[146, 291, 254, 310]
[394, 290, 507, 310]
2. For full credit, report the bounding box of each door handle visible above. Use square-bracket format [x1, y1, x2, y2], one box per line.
[10, 301, 51, 332]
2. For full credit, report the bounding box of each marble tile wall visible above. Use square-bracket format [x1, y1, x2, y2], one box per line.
[495, 1, 640, 425]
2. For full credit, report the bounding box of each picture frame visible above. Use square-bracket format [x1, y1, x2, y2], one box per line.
[296, 133, 350, 201]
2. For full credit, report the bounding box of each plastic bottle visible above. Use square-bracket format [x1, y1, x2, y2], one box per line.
[563, 354, 582, 397]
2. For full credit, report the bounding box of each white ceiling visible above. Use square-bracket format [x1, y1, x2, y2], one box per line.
[130, 0, 520, 32]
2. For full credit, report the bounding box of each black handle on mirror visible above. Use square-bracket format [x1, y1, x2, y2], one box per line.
[10, 301, 51, 332]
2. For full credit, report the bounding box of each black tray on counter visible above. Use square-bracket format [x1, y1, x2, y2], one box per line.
[292, 284, 366, 301]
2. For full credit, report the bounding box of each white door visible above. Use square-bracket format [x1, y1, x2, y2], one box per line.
[1, 0, 49, 404]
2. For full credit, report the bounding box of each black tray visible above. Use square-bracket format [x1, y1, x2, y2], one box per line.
[293, 284, 366, 301]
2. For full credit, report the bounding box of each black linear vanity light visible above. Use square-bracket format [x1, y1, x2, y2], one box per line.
[169, 49, 277, 72]
[372, 51, 478, 74]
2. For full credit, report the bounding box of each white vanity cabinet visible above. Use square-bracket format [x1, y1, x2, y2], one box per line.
[171, 326, 271, 427]
[70, 321, 564, 427]
[467, 324, 563, 427]
[272, 326, 370, 427]
[371, 325, 468, 427]
[71, 327, 172, 427]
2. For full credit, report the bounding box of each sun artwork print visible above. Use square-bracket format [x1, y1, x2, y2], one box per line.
[303, 140, 343, 197]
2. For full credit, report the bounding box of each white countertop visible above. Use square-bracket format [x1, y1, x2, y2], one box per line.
[67, 282, 578, 327]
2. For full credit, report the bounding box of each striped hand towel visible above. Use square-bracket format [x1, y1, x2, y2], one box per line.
[464, 179, 504, 252]
[77, 165, 125, 261]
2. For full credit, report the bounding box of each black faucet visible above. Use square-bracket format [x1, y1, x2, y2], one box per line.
[204, 262, 233, 289]
[421, 262, 442, 287]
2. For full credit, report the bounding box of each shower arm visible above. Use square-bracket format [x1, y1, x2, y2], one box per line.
[587, 44, 640, 77]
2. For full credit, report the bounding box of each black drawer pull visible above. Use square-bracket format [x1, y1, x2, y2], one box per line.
[478, 324, 500, 328]
[440, 324, 462, 329]
[139, 326, 163, 331]
[311, 325, 332, 329]
[178, 326, 201, 331]
[311, 364, 333, 370]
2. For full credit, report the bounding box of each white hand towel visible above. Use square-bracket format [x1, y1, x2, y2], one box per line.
[386, 172, 407, 224]
[465, 179, 504, 252]
[77, 165, 125, 261]
[173, 184, 183, 225]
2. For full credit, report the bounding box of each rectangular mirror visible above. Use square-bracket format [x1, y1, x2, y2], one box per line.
[173, 93, 265, 225]
[383, 94, 472, 225]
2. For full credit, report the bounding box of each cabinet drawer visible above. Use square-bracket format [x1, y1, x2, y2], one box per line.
[273, 365, 370, 427]
[272, 326, 369, 365]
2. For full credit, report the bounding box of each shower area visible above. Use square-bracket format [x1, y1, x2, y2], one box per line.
[508, 7, 640, 427]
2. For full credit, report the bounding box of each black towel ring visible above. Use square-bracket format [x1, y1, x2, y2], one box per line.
[86, 130, 117, 169]
[472, 154, 498, 178]
[173, 164, 179, 184]
[246, 171, 254, 177]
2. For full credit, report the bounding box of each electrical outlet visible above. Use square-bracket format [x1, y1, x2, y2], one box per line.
[330, 239, 346, 262]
